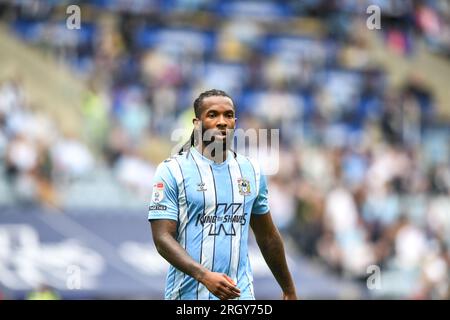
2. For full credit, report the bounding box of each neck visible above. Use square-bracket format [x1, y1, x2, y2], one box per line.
[196, 142, 228, 164]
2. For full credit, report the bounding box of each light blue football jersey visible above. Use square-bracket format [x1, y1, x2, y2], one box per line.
[148, 146, 270, 300]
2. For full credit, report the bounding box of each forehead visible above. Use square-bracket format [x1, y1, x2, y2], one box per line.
[200, 95, 234, 113]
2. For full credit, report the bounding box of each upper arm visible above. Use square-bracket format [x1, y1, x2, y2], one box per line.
[251, 173, 270, 215]
[250, 211, 278, 242]
[250, 165, 273, 241]
[148, 162, 179, 222]
[150, 219, 177, 242]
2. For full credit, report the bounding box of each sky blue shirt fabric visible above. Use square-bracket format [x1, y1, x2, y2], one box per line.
[148, 147, 270, 300]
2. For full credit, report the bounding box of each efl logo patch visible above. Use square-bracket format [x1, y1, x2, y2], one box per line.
[237, 178, 251, 196]
[152, 182, 165, 203]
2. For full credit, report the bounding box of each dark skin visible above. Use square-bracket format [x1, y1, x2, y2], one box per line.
[249, 212, 297, 300]
[150, 95, 297, 300]
[194, 95, 236, 164]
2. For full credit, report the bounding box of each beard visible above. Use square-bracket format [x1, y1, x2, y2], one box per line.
[200, 124, 234, 153]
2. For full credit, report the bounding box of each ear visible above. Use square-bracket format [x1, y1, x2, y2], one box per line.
[193, 118, 200, 128]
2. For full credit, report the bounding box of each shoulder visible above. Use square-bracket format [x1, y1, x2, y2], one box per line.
[159, 152, 189, 168]
[155, 151, 192, 177]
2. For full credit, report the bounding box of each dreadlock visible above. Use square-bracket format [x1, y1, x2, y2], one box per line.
[178, 89, 233, 155]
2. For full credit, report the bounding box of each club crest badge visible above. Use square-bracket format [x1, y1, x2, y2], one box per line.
[237, 178, 251, 196]
[152, 182, 165, 203]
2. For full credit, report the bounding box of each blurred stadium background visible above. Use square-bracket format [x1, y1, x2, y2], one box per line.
[0, 0, 449, 300]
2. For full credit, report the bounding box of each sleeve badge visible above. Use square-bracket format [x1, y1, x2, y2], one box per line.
[152, 182, 165, 203]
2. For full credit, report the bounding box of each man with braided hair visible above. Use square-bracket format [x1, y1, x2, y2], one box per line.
[148, 89, 297, 300]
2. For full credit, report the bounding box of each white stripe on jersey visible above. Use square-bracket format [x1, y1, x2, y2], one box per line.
[247, 157, 261, 195]
[245, 256, 255, 299]
[191, 151, 217, 300]
[228, 156, 245, 290]
[166, 159, 188, 300]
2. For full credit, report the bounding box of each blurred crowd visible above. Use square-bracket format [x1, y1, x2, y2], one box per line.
[1, 0, 450, 299]
[0, 75, 95, 207]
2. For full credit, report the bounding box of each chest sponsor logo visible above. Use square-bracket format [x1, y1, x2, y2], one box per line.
[195, 203, 247, 236]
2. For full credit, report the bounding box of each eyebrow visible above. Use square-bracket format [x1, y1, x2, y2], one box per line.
[205, 108, 234, 114]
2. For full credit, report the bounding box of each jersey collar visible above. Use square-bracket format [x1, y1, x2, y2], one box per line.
[190, 146, 233, 167]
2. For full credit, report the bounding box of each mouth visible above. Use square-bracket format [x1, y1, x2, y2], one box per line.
[213, 130, 227, 140]
[217, 129, 227, 135]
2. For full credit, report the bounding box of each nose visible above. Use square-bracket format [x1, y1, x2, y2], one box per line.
[216, 115, 227, 128]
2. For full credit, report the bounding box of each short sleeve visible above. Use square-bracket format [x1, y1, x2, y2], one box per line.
[251, 174, 270, 215]
[148, 162, 179, 221]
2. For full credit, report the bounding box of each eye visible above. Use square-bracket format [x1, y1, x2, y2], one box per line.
[226, 112, 234, 118]
[207, 112, 216, 118]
